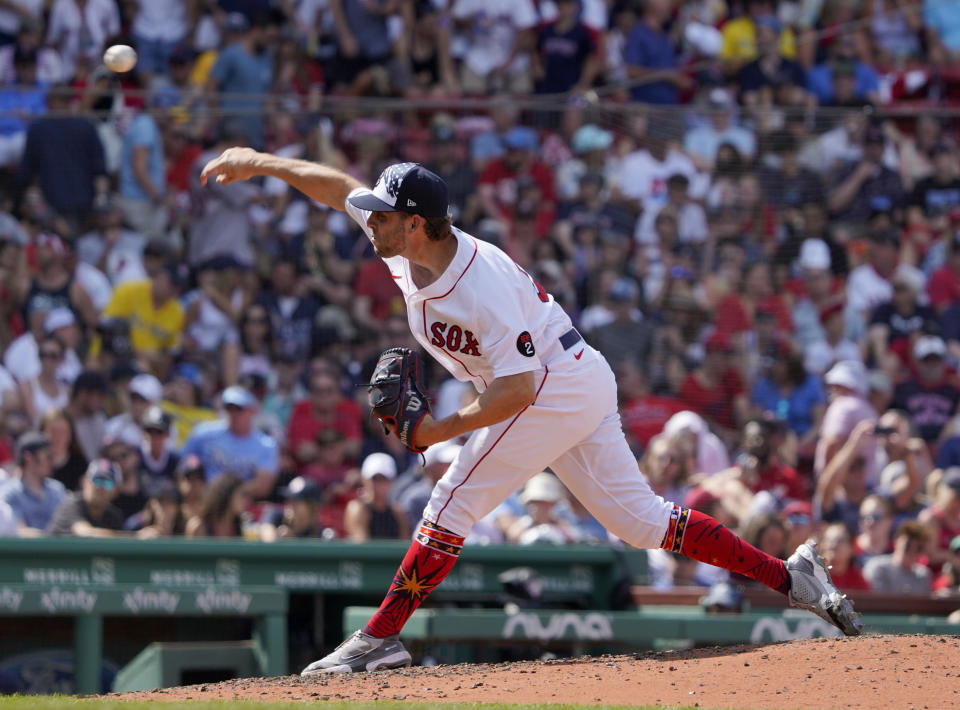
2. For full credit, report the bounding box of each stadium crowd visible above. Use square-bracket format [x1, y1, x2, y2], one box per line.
[0, 0, 958, 603]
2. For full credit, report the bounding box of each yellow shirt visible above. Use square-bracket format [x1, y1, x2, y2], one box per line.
[721, 18, 796, 66]
[160, 400, 218, 448]
[102, 280, 184, 354]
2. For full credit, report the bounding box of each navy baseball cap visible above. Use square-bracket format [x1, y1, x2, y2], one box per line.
[348, 163, 449, 218]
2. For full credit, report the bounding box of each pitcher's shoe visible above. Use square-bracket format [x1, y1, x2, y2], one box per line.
[786, 542, 863, 636]
[300, 630, 412, 675]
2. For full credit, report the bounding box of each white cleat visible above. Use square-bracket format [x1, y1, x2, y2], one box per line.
[300, 630, 412, 675]
[786, 542, 863, 636]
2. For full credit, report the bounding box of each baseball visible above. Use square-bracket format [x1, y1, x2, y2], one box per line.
[103, 44, 137, 73]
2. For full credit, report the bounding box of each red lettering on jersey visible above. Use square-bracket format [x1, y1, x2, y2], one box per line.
[430, 321, 447, 347]
[446, 325, 462, 352]
[429, 322, 483, 357]
[460, 330, 481, 356]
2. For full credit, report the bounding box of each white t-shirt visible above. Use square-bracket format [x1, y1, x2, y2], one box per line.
[47, 0, 121, 78]
[452, 0, 538, 76]
[635, 200, 708, 245]
[614, 149, 708, 214]
[132, 0, 188, 42]
[3, 333, 82, 384]
[846, 262, 925, 317]
[346, 188, 574, 392]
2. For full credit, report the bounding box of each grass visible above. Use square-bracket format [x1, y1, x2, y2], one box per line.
[0, 698, 700, 710]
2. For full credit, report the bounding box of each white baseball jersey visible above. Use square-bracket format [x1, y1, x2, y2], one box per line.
[345, 188, 673, 546]
[346, 188, 574, 392]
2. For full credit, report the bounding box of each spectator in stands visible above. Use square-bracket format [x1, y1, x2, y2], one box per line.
[874, 408, 931, 493]
[260, 475, 326, 540]
[736, 15, 806, 109]
[287, 369, 363, 470]
[624, 0, 688, 105]
[0, 45, 47, 169]
[506, 471, 578, 545]
[928, 231, 960, 316]
[892, 335, 960, 443]
[181, 386, 278, 500]
[452, 0, 537, 95]
[739, 512, 787, 561]
[908, 143, 960, 230]
[18, 334, 69, 425]
[828, 124, 905, 225]
[46, 458, 125, 537]
[1, 307, 80, 390]
[118, 101, 169, 243]
[258, 258, 318, 361]
[18, 234, 96, 336]
[804, 301, 863, 376]
[679, 332, 748, 445]
[1, 430, 66, 535]
[662, 410, 731, 476]
[184, 472, 250, 538]
[424, 117, 478, 223]
[174, 454, 206, 523]
[41, 408, 86, 492]
[846, 230, 923, 336]
[206, 13, 273, 148]
[815, 360, 877, 481]
[863, 520, 933, 594]
[750, 345, 826, 452]
[131, 0, 190, 77]
[138, 405, 178, 483]
[720, 0, 796, 70]
[45, 0, 119, 80]
[807, 35, 880, 106]
[918, 467, 960, 570]
[588, 277, 650, 370]
[816, 418, 875, 533]
[99, 262, 184, 377]
[781, 499, 814, 553]
[819, 521, 871, 591]
[533, 0, 599, 95]
[18, 87, 108, 230]
[933, 534, 960, 592]
[924, 0, 960, 63]
[124, 477, 185, 537]
[855, 494, 895, 564]
[867, 270, 935, 373]
[106, 373, 162, 446]
[344, 453, 407, 541]
[618, 360, 685, 453]
[477, 126, 555, 226]
[685, 88, 756, 172]
[65, 370, 108, 462]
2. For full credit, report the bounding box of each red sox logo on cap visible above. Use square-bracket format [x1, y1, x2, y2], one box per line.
[348, 163, 449, 218]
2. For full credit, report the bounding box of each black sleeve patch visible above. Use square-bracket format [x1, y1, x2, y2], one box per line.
[516, 331, 535, 357]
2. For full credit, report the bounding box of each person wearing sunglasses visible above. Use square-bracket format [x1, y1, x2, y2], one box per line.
[862, 520, 933, 595]
[18, 334, 69, 425]
[46, 459, 126, 537]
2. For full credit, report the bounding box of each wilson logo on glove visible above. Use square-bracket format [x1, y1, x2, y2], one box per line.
[366, 347, 431, 454]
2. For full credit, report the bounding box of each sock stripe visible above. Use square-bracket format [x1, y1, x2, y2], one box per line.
[415, 534, 462, 557]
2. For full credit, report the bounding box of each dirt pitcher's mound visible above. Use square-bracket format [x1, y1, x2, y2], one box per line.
[118, 634, 959, 709]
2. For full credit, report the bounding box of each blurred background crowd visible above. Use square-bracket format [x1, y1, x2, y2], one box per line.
[0, 0, 959, 604]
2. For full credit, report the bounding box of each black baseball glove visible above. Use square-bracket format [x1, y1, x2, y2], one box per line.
[367, 347, 431, 453]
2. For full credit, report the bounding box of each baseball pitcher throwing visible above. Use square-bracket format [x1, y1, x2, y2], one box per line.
[200, 149, 862, 674]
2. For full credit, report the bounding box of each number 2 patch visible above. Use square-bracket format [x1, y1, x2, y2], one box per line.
[516, 331, 535, 357]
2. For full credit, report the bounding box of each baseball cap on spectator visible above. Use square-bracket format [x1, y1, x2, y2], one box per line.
[146, 478, 181, 503]
[15, 430, 49, 463]
[704, 331, 732, 353]
[361, 452, 397, 480]
[424, 441, 461, 469]
[914, 335, 947, 361]
[282, 476, 323, 502]
[129, 374, 163, 402]
[44, 308, 76, 334]
[799, 238, 831, 271]
[608, 277, 639, 302]
[141, 405, 170, 433]
[503, 126, 538, 151]
[572, 125, 613, 154]
[72, 370, 108, 395]
[221, 386, 256, 409]
[824, 360, 868, 396]
[782, 500, 813, 523]
[941, 467, 960, 493]
[520, 472, 565, 504]
[707, 87, 734, 109]
[224, 11, 249, 32]
[347, 163, 449, 218]
[86, 458, 121, 489]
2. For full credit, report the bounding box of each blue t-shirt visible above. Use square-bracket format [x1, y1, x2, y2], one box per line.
[925, 0, 960, 51]
[182, 420, 278, 481]
[210, 42, 273, 147]
[750, 374, 826, 436]
[119, 114, 164, 201]
[0, 477, 67, 531]
[623, 22, 678, 104]
[0, 83, 46, 136]
[806, 62, 879, 104]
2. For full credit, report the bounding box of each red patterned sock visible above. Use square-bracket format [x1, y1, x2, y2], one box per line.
[661, 505, 790, 595]
[364, 521, 464, 638]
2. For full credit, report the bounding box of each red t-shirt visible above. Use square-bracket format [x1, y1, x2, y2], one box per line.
[621, 395, 687, 448]
[714, 293, 794, 337]
[679, 368, 745, 430]
[287, 399, 363, 462]
[750, 462, 808, 501]
[354, 259, 406, 321]
[926, 265, 960, 311]
[829, 564, 871, 592]
[477, 158, 556, 219]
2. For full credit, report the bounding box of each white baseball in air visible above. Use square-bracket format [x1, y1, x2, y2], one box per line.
[103, 44, 138, 73]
